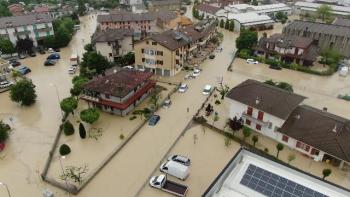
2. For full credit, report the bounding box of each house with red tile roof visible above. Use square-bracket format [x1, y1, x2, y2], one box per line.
[81, 69, 155, 116]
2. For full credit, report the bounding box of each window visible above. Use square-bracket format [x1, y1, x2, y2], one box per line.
[176, 59, 179, 64]
[141, 49, 144, 53]
[142, 58, 145, 62]
[109, 53, 112, 57]
[152, 42, 157, 46]
[108, 42, 111, 46]
[146, 41, 149, 45]
[311, 148, 319, 156]
[105, 94, 110, 99]
[157, 51, 163, 56]
[156, 60, 163, 65]
[258, 111, 264, 120]
[246, 119, 251, 125]
[256, 124, 261, 131]
[247, 106, 253, 116]
[176, 50, 179, 55]
[268, 122, 272, 129]
[282, 135, 289, 142]
[296, 141, 310, 152]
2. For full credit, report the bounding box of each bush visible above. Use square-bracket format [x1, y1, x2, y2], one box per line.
[119, 134, 125, 140]
[63, 121, 75, 136]
[59, 144, 71, 156]
[237, 49, 252, 59]
[213, 94, 217, 98]
[129, 116, 137, 120]
[264, 148, 269, 153]
[79, 123, 86, 139]
[0, 121, 10, 143]
[215, 100, 221, 105]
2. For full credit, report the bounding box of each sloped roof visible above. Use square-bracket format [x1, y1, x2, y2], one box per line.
[197, 3, 221, 15]
[92, 29, 134, 42]
[83, 69, 153, 98]
[279, 105, 350, 162]
[0, 13, 53, 28]
[226, 79, 306, 119]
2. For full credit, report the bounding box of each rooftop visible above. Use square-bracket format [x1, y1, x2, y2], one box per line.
[0, 13, 53, 29]
[203, 148, 350, 197]
[266, 33, 314, 49]
[279, 105, 350, 162]
[225, 3, 291, 13]
[97, 10, 156, 22]
[149, 0, 181, 6]
[92, 29, 134, 42]
[283, 20, 350, 38]
[332, 17, 350, 27]
[295, 2, 350, 14]
[226, 79, 306, 120]
[83, 69, 153, 98]
[197, 3, 221, 15]
[228, 12, 274, 24]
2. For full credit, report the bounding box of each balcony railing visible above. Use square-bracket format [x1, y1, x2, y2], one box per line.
[80, 95, 99, 102]
[242, 112, 268, 127]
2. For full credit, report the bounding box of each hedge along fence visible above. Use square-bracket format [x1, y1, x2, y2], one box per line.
[42, 82, 181, 194]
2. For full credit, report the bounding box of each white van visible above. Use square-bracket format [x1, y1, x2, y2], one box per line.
[160, 160, 189, 180]
[339, 66, 348, 77]
[70, 54, 79, 66]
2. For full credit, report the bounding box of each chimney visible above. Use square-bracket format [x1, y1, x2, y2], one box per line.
[332, 125, 337, 133]
[323, 107, 327, 112]
[295, 114, 300, 120]
[255, 97, 260, 105]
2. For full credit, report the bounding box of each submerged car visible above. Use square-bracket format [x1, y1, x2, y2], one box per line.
[178, 84, 188, 93]
[47, 53, 60, 60]
[246, 59, 258, 64]
[167, 155, 191, 166]
[44, 60, 56, 66]
[192, 69, 200, 77]
[16, 66, 31, 75]
[202, 84, 212, 95]
[149, 115, 160, 126]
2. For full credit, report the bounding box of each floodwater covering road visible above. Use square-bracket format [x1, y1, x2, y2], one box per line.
[0, 14, 98, 197]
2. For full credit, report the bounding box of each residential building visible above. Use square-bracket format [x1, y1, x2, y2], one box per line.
[119, 0, 143, 7]
[0, 13, 54, 47]
[282, 20, 350, 57]
[50, 6, 75, 19]
[204, 0, 244, 8]
[197, 4, 222, 19]
[332, 17, 350, 27]
[81, 69, 155, 116]
[226, 79, 350, 169]
[33, 5, 50, 14]
[294, 2, 350, 16]
[131, 3, 147, 13]
[97, 10, 157, 39]
[254, 33, 320, 66]
[7, 4, 25, 16]
[221, 12, 275, 32]
[148, 0, 182, 12]
[0, 59, 11, 79]
[223, 3, 292, 17]
[134, 19, 217, 76]
[203, 148, 350, 197]
[156, 12, 192, 30]
[92, 29, 134, 62]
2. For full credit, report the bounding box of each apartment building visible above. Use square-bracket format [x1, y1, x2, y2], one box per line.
[7, 3, 25, 16]
[134, 20, 217, 76]
[254, 33, 320, 66]
[148, 0, 182, 12]
[0, 13, 54, 46]
[81, 69, 155, 116]
[226, 79, 350, 169]
[283, 20, 350, 57]
[92, 29, 134, 62]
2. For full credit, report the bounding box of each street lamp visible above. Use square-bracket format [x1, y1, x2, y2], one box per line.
[49, 83, 64, 118]
[58, 156, 71, 197]
[0, 182, 12, 197]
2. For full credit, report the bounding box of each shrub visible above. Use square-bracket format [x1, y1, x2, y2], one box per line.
[237, 49, 252, 59]
[0, 121, 10, 143]
[59, 144, 71, 156]
[215, 100, 221, 105]
[129, 116, 137, 120]
[213, 94, 217, 98]
[264, 148, 269, 153]
[63, 121, 75, 136]
[119, 134, 125, 140]
[79, 123, 86, 139]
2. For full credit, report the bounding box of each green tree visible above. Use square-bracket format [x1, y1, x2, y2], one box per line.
[277, 82, 293, 92]
[220, 19, 224, 28]
[252, 0, 258, 6]
[10, 80, 37, 106]
[84, 43, 94, 52]
[70, 76, 89, 97]
[225, 20, 230, 29]
[78, 0, 86, 16]
[59, 144, 71, 156]
[321, 49, 342, 65]
[80, 108, 100, 124]
[0, 1, 12, 17]
[275, 11, 288, 24]
[288, 154, 296, 164]
[317, 5, 332, 21]
[0, 37, 16, 54]
[60, 97, 78, 115]
[236, 29, 258, 51]
[218, 84, 230, 100]
[322, 168, 332, 180]
[264, 79, 276, 86]
[252, 135, 258, 147]
[16, 38, 34, 53]
[229, 20, 234, 31]
[242, 127, 252, 142]
[276, 143, 284, 158]
[79, 123, 86, 139]
[0, 121, 10, 143]
[149, 91, 161, 110]
[80, 51, 111, 76]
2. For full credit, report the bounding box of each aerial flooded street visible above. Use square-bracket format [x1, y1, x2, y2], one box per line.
[0, 10, 350, 197]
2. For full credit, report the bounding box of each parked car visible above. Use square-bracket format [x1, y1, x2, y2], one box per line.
[168, 155, 191, 166]
[38, 47, 46, 54]
[19, 53, 27, 59]
[339, 66, 348, 77]
[8, 59, 21, 67]
[54, 48, 61, 52]
[178, 84, 188, 93]
[163, 98, 172, 108]
[149, 115, 160, 126]
[149, 175, 188, 197]
[202, 84, 212, 95]
[16, 66, 31, 75]
[246, 59, 258, 64]
[28, 51, 36, 57]
[123, 66, 133, 69]
[47, 53, 60, 60]
[269, 64, 282, 70]
[0, 81, 13, 89]
[44, 60, 56, 66]
[68, 66, 77, 74]
[160, 160, 189, 180]
[209, 54, 215, 59]
[48, 48, 55, 53]
[192, 69, 200, 77]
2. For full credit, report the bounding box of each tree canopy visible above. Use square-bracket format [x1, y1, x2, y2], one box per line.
[80, 108, 100, 124]
[0, 37, 16, 54]
[0, 1, 12, 17]
[317, 5, 332, 21]
[80, 51, 111, 76]
[10, 80, 37, 106]
[0, 121, 10, 143]
[16, 38, 33, 53]
[71, 76, 89, 97]
[236, 29, 258, 51]
[275, 11, 288, 24]
[60, 97, 78, 115]
[264, 80, 293, 92]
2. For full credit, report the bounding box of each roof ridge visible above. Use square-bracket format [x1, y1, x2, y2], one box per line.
[299, 105, 349, 123]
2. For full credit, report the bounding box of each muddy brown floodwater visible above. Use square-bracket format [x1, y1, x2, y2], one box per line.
[0, 14, 98, 197]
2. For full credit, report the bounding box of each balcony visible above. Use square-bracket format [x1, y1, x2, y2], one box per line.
[80, 95, 100, 102]
[13, 30, 31, 36]
[242, 112, 268, 127]
[34, 27, 52, 32]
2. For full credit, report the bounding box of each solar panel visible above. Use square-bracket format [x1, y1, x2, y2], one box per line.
[240, 164, 329, 197]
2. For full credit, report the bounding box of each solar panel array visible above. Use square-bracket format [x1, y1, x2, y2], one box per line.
[240, 164, 328, 197]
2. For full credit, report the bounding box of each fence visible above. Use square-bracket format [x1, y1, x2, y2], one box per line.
[226, 50, 237, 72]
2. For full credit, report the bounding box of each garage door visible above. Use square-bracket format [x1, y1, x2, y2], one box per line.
[163, 69, 170, 76]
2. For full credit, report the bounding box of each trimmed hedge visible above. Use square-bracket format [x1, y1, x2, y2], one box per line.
[63, 121, 75, 136]
[59, 144, 71, 156]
